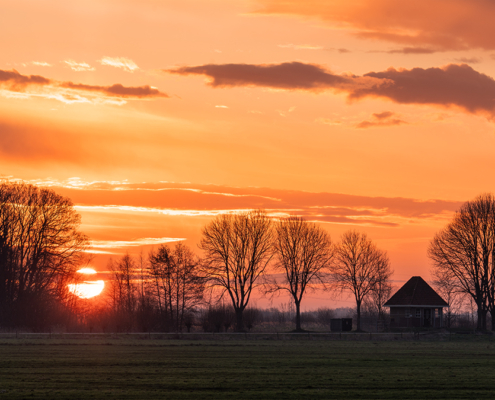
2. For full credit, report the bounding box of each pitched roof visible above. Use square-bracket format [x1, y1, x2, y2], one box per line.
[384, 276, 448, 307]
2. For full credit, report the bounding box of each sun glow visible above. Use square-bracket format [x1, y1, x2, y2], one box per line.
[68, 268, 105, 299]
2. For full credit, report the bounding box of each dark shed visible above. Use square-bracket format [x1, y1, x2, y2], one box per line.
[384, 276, 448, 329]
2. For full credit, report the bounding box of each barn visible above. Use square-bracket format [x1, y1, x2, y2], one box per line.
[384, 276, 448, 329]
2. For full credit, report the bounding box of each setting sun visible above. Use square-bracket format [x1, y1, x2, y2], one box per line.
[68, 268, 105, 299]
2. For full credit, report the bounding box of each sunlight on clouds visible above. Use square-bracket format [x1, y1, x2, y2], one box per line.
[32, 61, 52, 67]
[64, 60, 95, 72]
[99, 56, 139, 72]
[90, 237, 185, 249]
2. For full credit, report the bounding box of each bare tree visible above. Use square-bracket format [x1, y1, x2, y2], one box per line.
[108, 254, 137, 330]
[0, 181, 88, 328]
[431, 268, 465, 329]
[331, 230, 392, 331]
[428, 194, 495, 331]
[199, 210, 273, 331]
[148, 242, 204, 332]
[270, 216, 333, 331]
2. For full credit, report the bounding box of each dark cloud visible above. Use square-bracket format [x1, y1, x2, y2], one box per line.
[167, 62, 350, 90]
[59, 82, 168, 98]
[167, 61, 495, 118]
[0, 69, 51, 90]
[350, 64, 495, 116]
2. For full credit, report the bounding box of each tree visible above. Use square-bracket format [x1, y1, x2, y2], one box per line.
[148, 242, 204, 332]
[271, 216, 333, 331]
[199, 210, 273, 331]
[0, 181, 88, 328]
[431, 268, 465, 329]
[331, 230, 392, 332]
[108, 253, 137, 331]
[428, 194, 495, 331]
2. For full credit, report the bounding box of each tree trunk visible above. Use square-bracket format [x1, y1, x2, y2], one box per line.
[356, 299, 361, 331]
[295, 301, 301, 332]
[235, 308, 244, 332]
[477, 306, 487, 331]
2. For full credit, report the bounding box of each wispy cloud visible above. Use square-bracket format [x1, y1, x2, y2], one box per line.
[278, 44, 325, 50]
[356, 111, 408, 129]
[64, 60, 95, 72]
[28, 178, 463, 228]
[32, 61, 52, 67]
[0, 68, 168, 104]
[99, 57, 139, 72]
[90, 237, 184, 249]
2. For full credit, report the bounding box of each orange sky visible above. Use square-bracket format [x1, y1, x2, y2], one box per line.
[2, 0, 495, 308]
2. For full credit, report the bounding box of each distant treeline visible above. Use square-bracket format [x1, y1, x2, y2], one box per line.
[0, 181, 494, 333]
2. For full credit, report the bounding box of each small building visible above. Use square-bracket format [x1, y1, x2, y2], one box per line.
[330, 318, 352, 332]
[384, 276, 448, 329]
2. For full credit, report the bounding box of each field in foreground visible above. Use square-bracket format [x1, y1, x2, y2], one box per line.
[1, 337, 495, 399]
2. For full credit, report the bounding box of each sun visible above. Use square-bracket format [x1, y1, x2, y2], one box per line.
[68, 268, 105, 299]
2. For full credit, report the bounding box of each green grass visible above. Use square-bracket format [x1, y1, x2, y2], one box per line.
[1, 337, 495, 399]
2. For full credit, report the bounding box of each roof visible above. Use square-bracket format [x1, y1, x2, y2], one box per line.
[384, 276, 448, 307]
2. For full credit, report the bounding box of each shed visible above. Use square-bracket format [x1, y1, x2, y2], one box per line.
[330, 318, 352, 332]
[384, 276, 448, 329]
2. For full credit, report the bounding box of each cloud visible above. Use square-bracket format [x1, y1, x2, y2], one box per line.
[167, 62, 355, 90]
[278, 44, 325, 50]
[59, 82, 168, 98]
[64, 60, 95, 72]
[168, 62, 495, 118]
[32, 61, 52, 67]
[387, 47, 437, 54]
[99, 57, 139, 72]
[356, 111, 407, 129]
[0, 69, 50, 90]
[349, 64, 495, 117]
[453, 57, 481, 64]
[253, 0, 495, 51]
[0, 69, 168, 102]
[32, 179, 463, 228]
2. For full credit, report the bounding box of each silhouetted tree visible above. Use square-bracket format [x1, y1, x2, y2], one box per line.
[0, 181, 88, 328]
[431, 268, 465, 329]
[148, 242, 205, 332]
[331, 230, 391, 331]
[108, 254, 137, 331]
[270, 216, 333, 331]
[200, 210, 273, 331]
[428, 194, 495, 331]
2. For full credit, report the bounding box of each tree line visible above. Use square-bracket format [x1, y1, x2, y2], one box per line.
[1, 181, 494, 332]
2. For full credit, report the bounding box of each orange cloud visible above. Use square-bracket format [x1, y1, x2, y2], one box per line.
[33, 180, 462, 228]
[253, 0, 495, 51]
[168, 62, 495, 118]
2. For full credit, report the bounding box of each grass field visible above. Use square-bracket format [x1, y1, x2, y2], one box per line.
[1, 336, 495, 399]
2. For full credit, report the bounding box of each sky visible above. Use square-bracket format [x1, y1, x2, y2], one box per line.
[2, 0, 495, 308]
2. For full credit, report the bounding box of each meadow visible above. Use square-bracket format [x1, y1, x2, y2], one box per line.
[1, 335, 495, 399]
